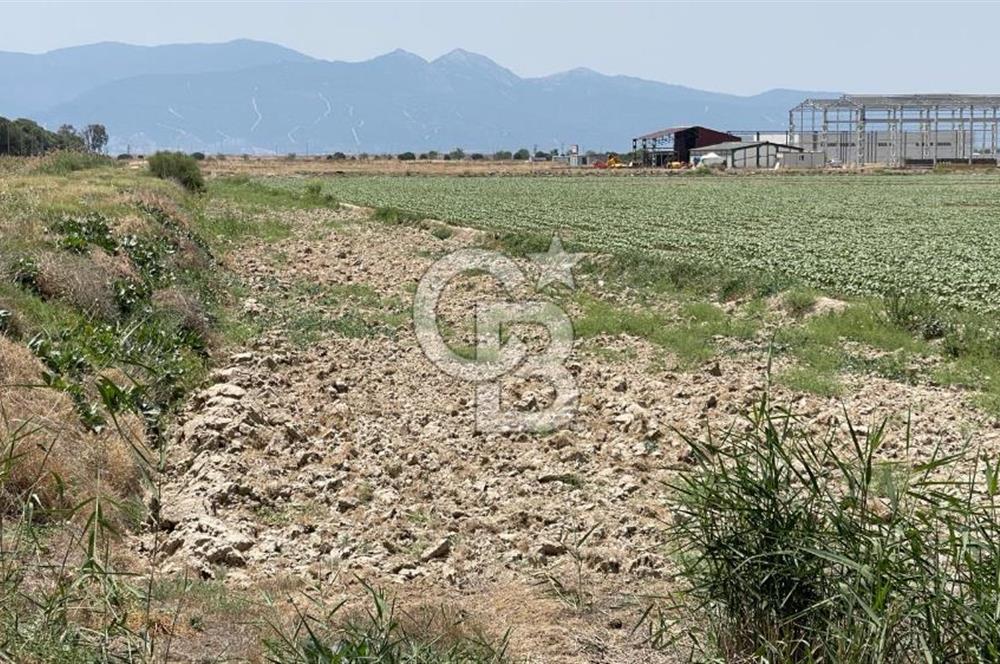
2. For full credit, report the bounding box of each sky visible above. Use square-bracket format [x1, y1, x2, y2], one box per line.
[1, 1, 998, 96]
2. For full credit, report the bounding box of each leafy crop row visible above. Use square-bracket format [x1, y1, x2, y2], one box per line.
[288, 174, 1000, 310]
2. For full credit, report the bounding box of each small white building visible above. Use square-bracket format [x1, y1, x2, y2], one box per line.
[690, 141, 803, 169]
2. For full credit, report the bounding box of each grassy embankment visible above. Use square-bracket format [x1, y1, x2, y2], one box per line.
[0, 156, 511, 662]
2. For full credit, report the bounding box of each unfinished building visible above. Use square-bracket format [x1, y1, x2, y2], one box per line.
[789, 95, 1000, 166]
[631, 126, 740, 166]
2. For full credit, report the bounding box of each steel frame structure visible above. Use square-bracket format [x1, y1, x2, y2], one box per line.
[789, 95, 1000, 166]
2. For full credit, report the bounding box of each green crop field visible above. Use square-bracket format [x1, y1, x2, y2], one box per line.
[279, 174, 1000, 310]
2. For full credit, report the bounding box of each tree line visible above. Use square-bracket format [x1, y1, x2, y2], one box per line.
[0, 117, 108, 156]
[394, 148, 562, 161]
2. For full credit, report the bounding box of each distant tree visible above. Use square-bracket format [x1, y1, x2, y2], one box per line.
[332, 151, 347, 160]
[442, 154, 451, 161]
[81, 124, 108, 154]
[0, 116, 89, 155]
[550, 148, 559, 157]
[534, 150, 549, 160]
[427, 150, 440, 160]
[493, 150, 513, 160]
[469, 153, 485, 161]
[513, 148, 530, 161]
[397, 151, 416, 161]
[448, 148, 465, 160]
[55, 124, 85, 151]
[190, 151, 206, 161]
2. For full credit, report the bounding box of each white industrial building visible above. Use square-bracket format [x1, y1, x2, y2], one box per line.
[690, 141, 802, 169]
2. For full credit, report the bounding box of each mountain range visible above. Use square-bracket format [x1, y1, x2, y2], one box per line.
[1, 39, 834, 154]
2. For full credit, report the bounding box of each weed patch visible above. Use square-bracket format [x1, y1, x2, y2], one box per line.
[667, 395, 1000, 661]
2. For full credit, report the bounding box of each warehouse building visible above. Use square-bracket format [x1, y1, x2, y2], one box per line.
[789, 94, 1000, 166]
[690, 141, 802, 169]
[632, 126, 740, 166]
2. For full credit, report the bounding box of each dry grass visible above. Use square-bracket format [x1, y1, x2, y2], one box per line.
[89, 246, 140, 281]
[202, 155, 572, 178]
[33, 250, 118, 320]
[0, 329, 145, 516]
[152, 287, 211, 339]
[132, 190, 194, 227]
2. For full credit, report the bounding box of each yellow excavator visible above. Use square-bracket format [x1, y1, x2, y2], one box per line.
[594, 153, 627, 169]
[606, 153, 624, 168]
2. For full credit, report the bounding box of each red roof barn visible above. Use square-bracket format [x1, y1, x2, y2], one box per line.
[632, 126, 742, 166]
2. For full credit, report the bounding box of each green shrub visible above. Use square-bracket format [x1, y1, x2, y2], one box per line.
[430, 226, 453, 240]
[373, 206, 423, 225]
[684, 165, 717, 176]
[148, 151, 205, 192]
[668, 395, 1000, 661]
[883, 292, 949, 339]
[782, 287, 819, 316]
[479, 230, 553, 257]
[302, 180, 338, 206]
[53, 213, 117, 254]
[11, 256, 40, 293]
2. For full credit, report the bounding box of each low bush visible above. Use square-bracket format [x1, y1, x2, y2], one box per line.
[303, 179, 338, 207]
[53, 212, 117, 254]
[148, 151, 205, 192]
[373, 206, 424, 226]
[430, 225, 453, 240]
[782, 287, 819, 316]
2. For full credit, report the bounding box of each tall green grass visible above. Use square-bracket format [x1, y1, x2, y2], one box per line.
[667, 394, 1000, 662]
[33, 151, 113, 175]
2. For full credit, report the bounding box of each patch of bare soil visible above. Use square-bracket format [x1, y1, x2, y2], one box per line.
[137, 207, 1000, 662]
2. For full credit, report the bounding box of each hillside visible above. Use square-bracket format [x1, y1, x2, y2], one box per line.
[1, 40, 833, 153]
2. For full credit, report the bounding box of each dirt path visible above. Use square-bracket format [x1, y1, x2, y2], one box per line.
[140, 205, 1000, 662]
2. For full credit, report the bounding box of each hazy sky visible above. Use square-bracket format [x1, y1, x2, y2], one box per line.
[1, 1, 997, 95]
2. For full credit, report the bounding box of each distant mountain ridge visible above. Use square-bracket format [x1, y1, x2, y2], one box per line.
[0, 40, 834, 153]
